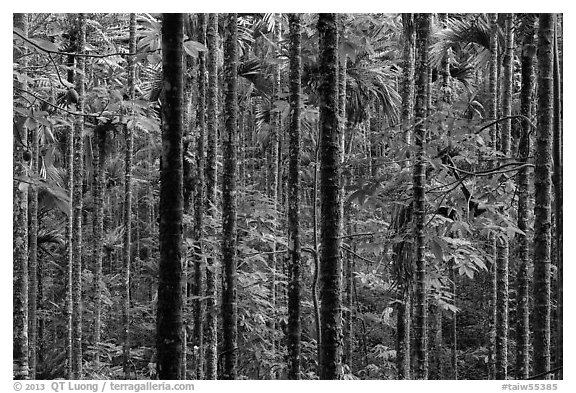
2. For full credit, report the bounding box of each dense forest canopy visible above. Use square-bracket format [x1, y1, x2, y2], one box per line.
[12, 12, 562, 381]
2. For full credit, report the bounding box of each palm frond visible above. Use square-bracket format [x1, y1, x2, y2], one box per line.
[429, 14, 492, 71]
[346, 62, 400, 125]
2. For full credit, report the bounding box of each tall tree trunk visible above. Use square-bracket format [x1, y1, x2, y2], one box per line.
[13, 12, 29, 380]
[317, 13, 342, 380]
[28, 121, 39, 380]
[487, 13, 498, 380]
[428, 301, 443, 380]
[515, 14, 535, 380]
[93, 124, 107, 365]
[204, 13, 219, 380]
[71, 13, 87, 379]
[552, 14, 563, 380]
[192, 12, 207, 381]
[221, 13, 239, 380]
[268, 19, 281, 376]
[157, 12, 184, 380]
[494, 13, 514, 381]
[495, 235, 509, 379]
[396, 14, 415, 380]
[401, 13, 415, 151]
[533, 12, 554, 379]
[412, 13, 430, 381]
[122, 12, 137, 379]
[286, 13, 302, 380]
[451, 262, 458, 379]
[501, 13, 514, 155]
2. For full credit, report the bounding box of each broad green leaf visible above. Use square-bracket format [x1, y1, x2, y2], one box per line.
[32, 38, 59, 53]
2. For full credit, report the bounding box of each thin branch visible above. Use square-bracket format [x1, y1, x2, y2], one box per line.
[15, 87, 91, 118]
[474, 115, 535, 135]
[14, 29, 150, 58]
[341, 244, 378, 264]
[47, 52, 68, 87]
[444, 162, 534, 177]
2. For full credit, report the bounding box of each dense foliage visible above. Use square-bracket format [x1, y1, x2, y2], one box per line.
[12, 13, 562, 380]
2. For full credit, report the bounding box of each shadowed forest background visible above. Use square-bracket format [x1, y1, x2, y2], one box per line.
[13, 12, 563, 380]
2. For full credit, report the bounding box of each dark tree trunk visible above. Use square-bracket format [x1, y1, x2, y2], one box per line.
[286, 13, 302, 380]
[413, 12, 430, 381]
[501, 13, 514, 156]
[157, 12, 184, 380]
[396, 13, 415, 380]
[268, 18, 281, 375]
[13, 12, 29, 381]
[533, 12, 554, 379]
[552, 14, 563, 380]
[93, 122, 107, 365]
[495, 13, 514, 381]
[122, 13, 137, 379]
[192, 12, 207, 380]
[27, 85, 40, 382]
[71, 13, 86, 379]
[495, 236, 509, 379]
[515, 14, 536, 380]
[317, 13, 342, 380]
[204, 13, 219, 380]
[401, 13, 415, 150]
[221, 12, 239, 380]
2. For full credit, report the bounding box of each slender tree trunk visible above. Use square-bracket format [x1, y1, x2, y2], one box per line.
[495, 235, 509, 379]
[552, 14, 563, 380]
[533, 12, 554, 379]
[428, 301, 442, 380]
[93, 124, 107, 365]
[13, 12, 29, 380]
[487, 13, 498, 380]
[268, 19, 281, 376]
[192, 12, 207, 381]
[121, 13, 137, 379]
[204, 13, 219, 380]
[488, 13, 499, 150]
[317, 13, 342, 380]
[501, 13, 514, 155]
[494, 13, 514, 381]
[401, 13, 415, 167]
[286, 13, 302, 380]
[157, 12, 184, 380]
[515, 14, 536, 380]
[221, 13, 239, 380]
[451, 261, 458, 379]
[28, 124, 39, 380]
[71, 13, 87, 379]
[412, 13, 430, 380]
[397, 17, 414, 372]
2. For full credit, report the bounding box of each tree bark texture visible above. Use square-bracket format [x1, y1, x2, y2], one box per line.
[204, 13, 219, 380]
[286, 13, 302, 380]
[221, 12, 239, 380]
[28, 116, 39, 380]
[71, 13, 86, 379]
[157, 13, 184, 380]
[13, 12, 29, 381]
[122, 13, 137, 379]
[401, 13, 415, 149]
[192, 12, 207, 380]
[533, 12, 554, 379]
[501, 13, 514, 156]
[495, 235, 509, 379]
[317, 13, 342, 381]
[515, 13, 536, 380]
[413, 12, 430, 381]
[552, 14, 563, 379]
